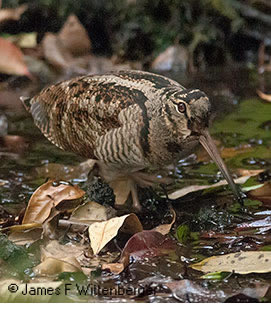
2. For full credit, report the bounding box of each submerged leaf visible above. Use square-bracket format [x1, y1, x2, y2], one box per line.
[102, 230, 176, 274]
[191, 251, 271, 274]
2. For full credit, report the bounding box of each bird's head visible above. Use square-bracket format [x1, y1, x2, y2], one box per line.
[162, 88, 242, 202]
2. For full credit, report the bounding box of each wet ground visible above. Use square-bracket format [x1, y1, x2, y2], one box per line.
[0, 65, 271, 302]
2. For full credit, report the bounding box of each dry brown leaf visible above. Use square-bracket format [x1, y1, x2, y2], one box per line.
[257, 89, 271, 102]
[22, 180, 85, 224]
[0, 4, 27, 23]
[33, 257, 82, 275]
[191, 251, 271, 274]
[41, 32, 73, 69]
[248, 182, 271, 206]
[88, 213, 143, 255]
[33, 240, 87, 275]
[109, 178, 133, 205]
[0, 37, 31, 77]
[168, 175, 250, 200]
[8, 228, 42, 245]
[153, 207, 176, 235]
[102, 255, 129, 275]
[58, 14, 91, 56]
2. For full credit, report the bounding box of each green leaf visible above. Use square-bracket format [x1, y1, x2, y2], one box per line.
[176, 225, 190, 244]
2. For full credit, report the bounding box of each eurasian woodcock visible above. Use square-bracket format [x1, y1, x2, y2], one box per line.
[20, 70, 242, 209]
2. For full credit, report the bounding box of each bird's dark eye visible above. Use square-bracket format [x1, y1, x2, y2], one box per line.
[176, 102, 186, 114]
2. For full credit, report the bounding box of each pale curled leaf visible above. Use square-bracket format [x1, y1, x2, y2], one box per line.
[153, 207, 176, 235]
[88, 213, 143, 255]
[191, 251, 271, 274]
[22, 180, 85, 224]
[168, 176, 250, 200]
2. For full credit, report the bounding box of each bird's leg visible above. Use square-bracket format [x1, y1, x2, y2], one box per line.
[131, 171, 173, 187]
[130, 180, 142, 212]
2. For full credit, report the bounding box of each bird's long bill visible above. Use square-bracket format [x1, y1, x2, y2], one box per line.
[199, 129, 242, 202]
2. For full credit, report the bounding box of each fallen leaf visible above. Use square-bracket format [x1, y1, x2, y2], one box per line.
[109, 178, 133, 205]
[0, 37, 31, 77]
[33, 240, 88, 275]
[58, 14, 91, 56]
[248, 182, 271, 206]
[33, 257, 81, 275]
[168, 176, 250, 200]
[8, 228, 42, 245]
[191, 251, 271, 274]
[41, 32, 73, 69]
[88, 213, 143, 254]
[235, 169, 264, 177]
[257, 89, 271, 102]
[22, 180, 85, 224]
[70, 201, 116, 225]
[102, 230, 176, 274]
[0, 4, 27, 23]
[0, 280, 62, 302]
[35, 159, 96, 181]
[153, 207, 176, 235]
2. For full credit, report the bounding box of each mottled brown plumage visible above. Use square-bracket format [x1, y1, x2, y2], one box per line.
[21, 70, 241, 209]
